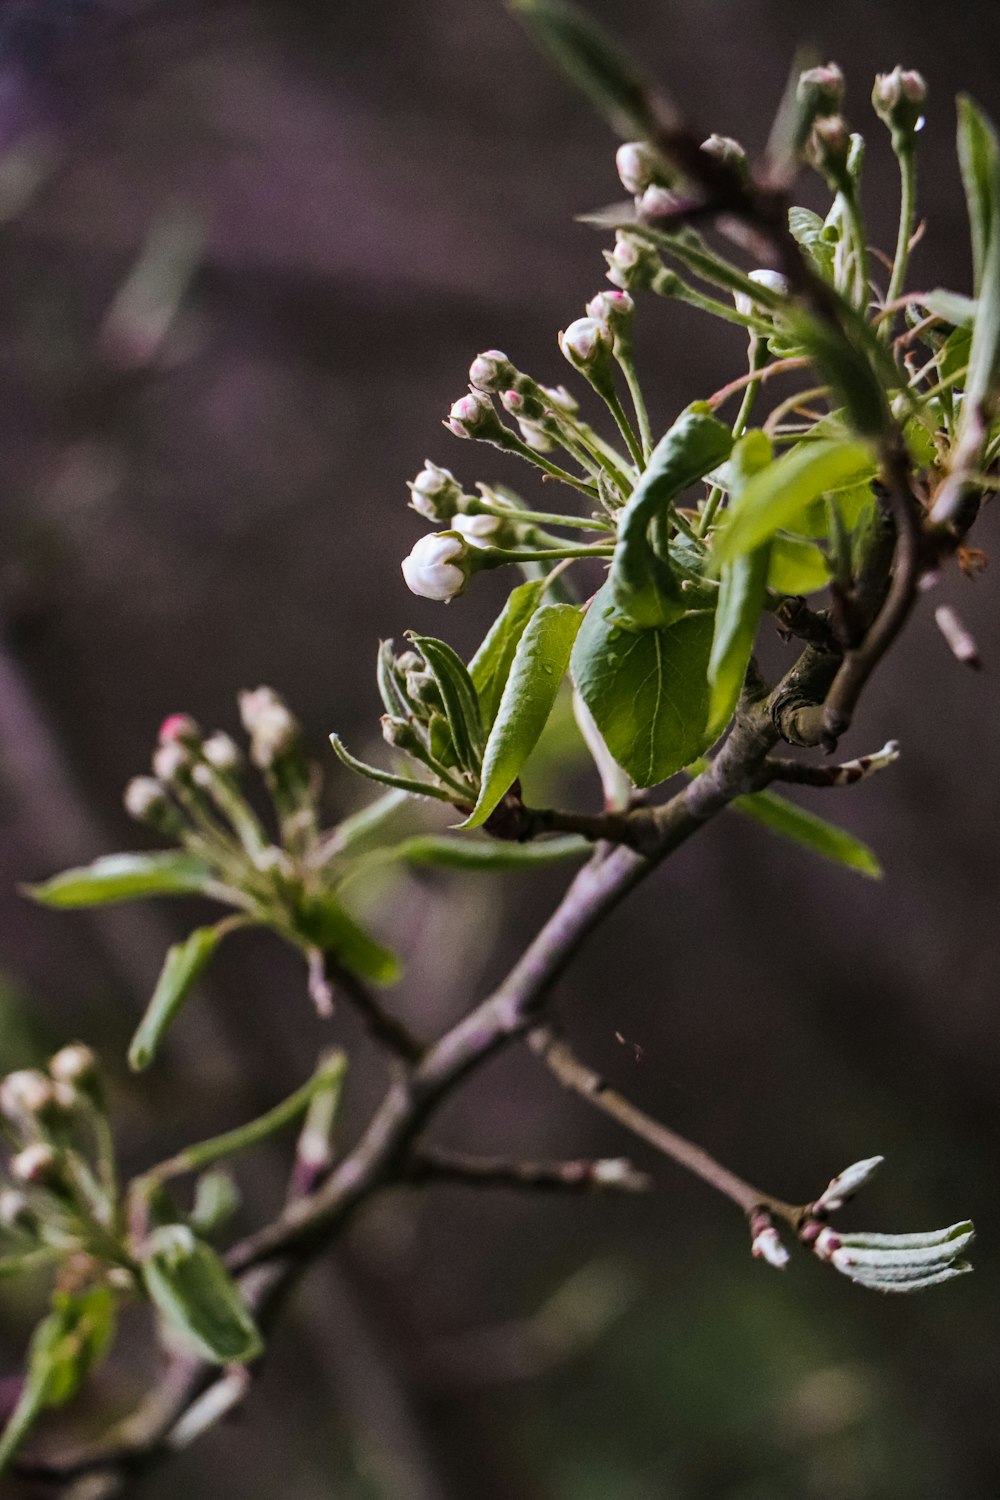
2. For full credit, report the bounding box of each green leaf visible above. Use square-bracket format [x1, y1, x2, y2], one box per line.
[392, 833, 590, 870]
[0, 1288, 117, 1478]
[712, 439, 874, 564]
[408, 635, 485, 774]
[788, 206, 835, 280]
[329, 736, 457, 804]
[24, 852, 213, 909]
[293, 892, 400, 984]
[610, 404, 732, 628]
[707, 432, 773, 733]
[767, 534, 830, 594]
[129, 924, 223, 1071]
[920, 288, 978, 329]
[958, 95, 998, 294]
[469, 580, 547, 728]
[732, 787, 881, 877]
[142, 1224, 263, 1365]
[573, 584, 716, 788]
[461, 604, 583, 829]
[510, 0, 661, 141]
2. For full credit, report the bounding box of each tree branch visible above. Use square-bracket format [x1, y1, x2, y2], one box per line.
[407, 1145, 651, 1194]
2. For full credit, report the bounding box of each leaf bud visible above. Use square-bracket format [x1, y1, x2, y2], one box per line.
[201, 732, 242, 773]
[0, 1069, 56, 1128]
[615, 141, 660, 196]
[872, 67, 927, 146]
[408, 461, 464, 523]
[468, 349, 518, 394]
[10, 1142, 65, 1189]
[401, 531, 473, 602]
[814, 1154, 884, 1213]
[445, 391, 508, 442]
[380, 715, 423, 753]
[751, 1225, 790, 1269]
[238, 687, 300, 769]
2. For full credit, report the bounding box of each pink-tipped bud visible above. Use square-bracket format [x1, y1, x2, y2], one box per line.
[808, 115, 852, 181]
[468, 350, 517, 394]
[812, 1226, 843, 1261]
[401, 531, 472, 602]
[873, 67, 927, 142]
[558, 317, 613, 373]
[158, 714, 201, 747]
[238, 687, 300, 769]
[605, 231, 660, 292]
[797, 62, 845, 113]
[446, 391, 506, 442]
[701, 134, 748, 173]
[615, 141, 659, 196]
[585, 288, 635, 333]
[409, 461, 464, 523]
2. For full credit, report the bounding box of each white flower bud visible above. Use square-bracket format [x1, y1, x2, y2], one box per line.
[446, 391, 507, 441]
[201, 732, 242, 772]
[559, 317, 613, 373]
[11, 1142, 62, 1188]
[0, 1189, 34, 1231]
[540, 384, 579, 415]
[152, 741, 190, 783]
[408, 461, 464, 522]
[124, 775, 170, 821]
[615, 141, 659, 196]
[733, 268, 790, 319]
[468, 350, 517, 394]
[49, 1043, 99, 1089]
[452, 512, 502, 548]
[401, 531, 472, 602]
[701, 134, 747, 172]
[751, 1226, 790, 1269]
[637, 184, 676, 220]
[0, 1069, 55, 1125]
[238, 687, 299, 768]
[515, 418, 556, 452]
[605, 230, 661, 292]
[585, 288, 635, 332]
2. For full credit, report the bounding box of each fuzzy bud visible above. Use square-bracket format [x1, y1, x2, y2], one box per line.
[468, 350, 517, 394]
[238, 687, 300, 769]
[408, 461, 464, 523]
[0, 1069, 56, 1127]
[11, 1142, 64, 1189]
[515, 419, 555, 452]
[401, 531, 472, 602]
[797, 62, 845, 114]
[446, 391, 507, 442]
[872, 68, 927, 146]
[615, 141, 660, 196]
[814, 1155, 884, 1214]
[201, 732, 242, 773]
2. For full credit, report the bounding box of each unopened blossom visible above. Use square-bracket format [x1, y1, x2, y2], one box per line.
[401, 531, 471, 602]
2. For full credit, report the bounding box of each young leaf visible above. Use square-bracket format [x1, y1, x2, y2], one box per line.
[920, 289, 978, 329]
[24, 852, 214, 908]
[767, 534, 830, 594]
[712, 439, 874, 564]
[329, 736, 458, 804]
[957, 100, 1000, 415]
[461, 604, 582, 829]
[142, 1225, 263, 1365]
[732, 787, 881, 877]
[707, 432, 773, 734]
[408, 635, 485, 773]
[610, 404, 733, 628]
[0, 1288, 117, 1478]
[510, 0, 662, 141]
[293, 892, 400, 984]
[573, 584, 716, 788]
[788, 206, 835, 280]
[469, 579, 546, 728]
[392, 833, 589, 870]
[129, 924, 224, 1072]
[957, 94, 998, 294]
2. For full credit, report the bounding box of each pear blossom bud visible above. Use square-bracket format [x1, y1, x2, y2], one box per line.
[808, 115, 852, 184]
[201, 732, 242, 773]
[872, 67, 926, 145]
[733, 268, 790, 320]
[49, 1044, 99, 1092]
[637, 184, 678, 222]
[11, 1142, 64, 1189]
[381, 715, 423, 753]
[585, 288, 635, 336]
[152, 740, 190, 784]
[124, 775, 171, 824]
[0, 1069, 56, 1126]
[158, 714, 201, 748]
[615, 141, 659, 196]
[468, 350, 517, 394]
[409, 461, 464, 523]
[401, 531, 472, 602]
[238, 687, 300, 769]
[701, 134, 748, 174]
[0, 1189, 34, 1232]
[446, 391, 507, 442]
[541, 384, 579, 415]
[797, 62, 845, 114]
[453, 512, 502, 548]
[515, 419, 556, 452]
[559, 317, 614, 376]
[751, 1225, 790, 1269]
[605, 230, 661, 292]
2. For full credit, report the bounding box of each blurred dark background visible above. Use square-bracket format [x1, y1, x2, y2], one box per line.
[0, 1, 998, 1496]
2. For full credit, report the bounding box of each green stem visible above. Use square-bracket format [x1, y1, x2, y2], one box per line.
[843, 184, 871, 313]
[616, 348, 653, 461]
[883, 146, 917, 335]
[697, 343, 767, 537]
[480, 506, 613, 532]
[501, 434, 599, 497]
[599, 386, 645, 470]
[487, 544, 615, 563]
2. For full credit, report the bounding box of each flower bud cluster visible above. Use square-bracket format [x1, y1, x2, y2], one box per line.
[375, 639, 475, 792]
[872, 67, 926, 149]
[604, 231, 663, 292]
